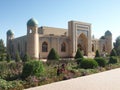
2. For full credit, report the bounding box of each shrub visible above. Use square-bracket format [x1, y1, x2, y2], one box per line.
[15, 52, 21, 62]
[75, 49, 83, 59]
[95, 57, 106, 67]
[0, 78, 23, 90]
[22, 60, 44, 79]
[6, 53, 11, 62]
[22, 53, 31, 62]
[95, 50, 100, 58]
[80, 59, 98, 69]
[109, 56, 118, 64]
[47, 48, 59, 60]
[76, 58, 83, 65]
[110, 49, 117, 56]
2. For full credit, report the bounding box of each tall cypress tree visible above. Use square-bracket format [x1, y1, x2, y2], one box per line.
[75, 48, 83, 59]
[95, 50, 100, 58]
[47, 48, 59, 60]
[110, 49, 117, 56]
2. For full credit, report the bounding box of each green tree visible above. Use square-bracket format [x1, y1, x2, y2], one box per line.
[15, 52, 21, 62]
[114, 36, 120, 56]
[22, 53, 31, 62]
[6, 53, 11, 62]
[0, 39, 5, 55]
[75, 48, 83, 59]
[110, 49, 117, 56]
[95, 50, 100, 58]
[47, 48, 59, 60]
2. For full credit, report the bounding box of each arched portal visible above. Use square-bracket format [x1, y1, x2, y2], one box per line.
[77, 33, 88, 55]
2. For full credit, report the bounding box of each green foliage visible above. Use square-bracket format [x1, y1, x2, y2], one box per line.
[6, 53, 11, 62]
[15, 52, 21, 62]
[114, 36, 120, 56]
[0, 62, 23, 80]
[0, 78, 23, 90]
[110, 49, 117, 56]
[109, 56, 118, 64]
[0, 39, 6, 55]
[47, 48, 59, 60]
[95, 57, 106, 67]
[0, 54, 6, 61]
[22, 53, 31, 62]
[95, 50, 100, 58]
[75, 48, 83, 59]
[22, 60, 44, 79]
[76, 58, 83, 65]
[80, 58, 98, 69]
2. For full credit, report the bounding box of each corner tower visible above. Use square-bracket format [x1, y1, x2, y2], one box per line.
[105, 30, 112, 54]
[6, 30, 14, 54]
[27, 18, 39, 59]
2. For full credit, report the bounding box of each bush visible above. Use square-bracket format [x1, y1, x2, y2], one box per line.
[22, 60, 44, 79]
[95, 50, 100, 58]
[95, 57, 106, 67]
[6, 53, 11, 62]
[110, 49, 117, 56]
[22, 53, 31, 62]
[80, 59, 98, 69]
[109, 56, 118, 64]
[0, 78, 23, 90]
[76, 58, 83, 65]
[15, 52, 21, 62]
[47, 48, 59, 60]
[75, 49, 83, 59]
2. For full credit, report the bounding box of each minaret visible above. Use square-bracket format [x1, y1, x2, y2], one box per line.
[105, 30, 112, 54]
[6, 30, 14, 54]
[27, 18, 39, 59]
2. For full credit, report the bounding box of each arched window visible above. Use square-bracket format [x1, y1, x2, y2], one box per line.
[103, 45, 105, 52]
[42, 42, 48, 52]
[61, 42, 66, 52]
[92, 44, 94, 52]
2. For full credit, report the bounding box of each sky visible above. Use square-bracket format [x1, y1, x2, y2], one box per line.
[0, 0, 120, 45]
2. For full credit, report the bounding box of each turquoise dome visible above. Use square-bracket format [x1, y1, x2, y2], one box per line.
[7, 30, 14, 36]
[105, 30, 112, 36]
[27, 18, 38, 26]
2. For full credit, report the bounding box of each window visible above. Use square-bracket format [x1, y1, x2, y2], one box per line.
[92, 44, 94, 52]
[61, 42, 66, 52]
[42, 42, 48, 52]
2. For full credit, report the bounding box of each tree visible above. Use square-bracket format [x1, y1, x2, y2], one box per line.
[95, 50, 100, 58]
[110, 49, 117, 56]
[22, 53, 31, 62]
[75, 48, 83, 59]
[6, 53, 11, 62]
[47, 48, 59, 60]
[15, 52, 21, 62]
[114, 36, 120, 56]
[0, 39, 5, 55]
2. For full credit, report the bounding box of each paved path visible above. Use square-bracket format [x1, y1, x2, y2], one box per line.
[25, 68, 120, 90]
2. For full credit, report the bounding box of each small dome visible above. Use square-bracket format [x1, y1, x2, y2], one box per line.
[116, 36, 120, 40]
[7, 30, 14, 36]
[27, 18, 38, 27]
[100, 36, 105, 39]
[105, 30, 112, 36]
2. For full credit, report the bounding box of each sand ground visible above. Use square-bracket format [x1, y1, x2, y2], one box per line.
[25, 68, 120, 90]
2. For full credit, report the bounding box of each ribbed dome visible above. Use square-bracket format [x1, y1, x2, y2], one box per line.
[105, 30, 112, 36]
[116, 36, 120, 40]
[27, 18, 38, 27]
[7, 30, 14, 36]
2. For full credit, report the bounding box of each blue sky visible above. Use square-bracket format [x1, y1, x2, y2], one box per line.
[0, 0, 120, 45]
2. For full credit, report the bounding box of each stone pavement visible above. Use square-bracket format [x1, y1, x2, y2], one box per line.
[25, 68, 120, 90]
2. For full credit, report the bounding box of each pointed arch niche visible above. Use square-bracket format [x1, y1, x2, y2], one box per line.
[77, 33, 88, 55]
